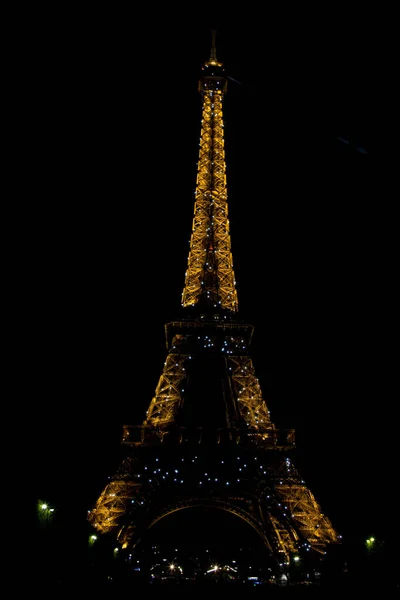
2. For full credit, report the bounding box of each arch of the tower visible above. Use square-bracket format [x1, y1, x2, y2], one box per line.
[147, 499, 273, 552]
[116, 491, 301, 565]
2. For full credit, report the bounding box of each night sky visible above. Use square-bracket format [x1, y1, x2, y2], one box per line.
[27, 11, 395, 551]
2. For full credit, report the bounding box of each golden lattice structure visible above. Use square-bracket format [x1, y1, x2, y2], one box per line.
[88, 31, 339, 576]
[181, 38, 238, 313]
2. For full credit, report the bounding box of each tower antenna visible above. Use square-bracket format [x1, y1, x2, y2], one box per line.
[210, 28, 217, 62]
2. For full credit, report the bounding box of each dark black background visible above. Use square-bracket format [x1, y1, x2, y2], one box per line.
[23, 8, 396, 550]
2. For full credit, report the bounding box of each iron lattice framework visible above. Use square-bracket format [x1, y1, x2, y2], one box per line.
[88, 33, 339, 573]
[181, 37, 238, 313]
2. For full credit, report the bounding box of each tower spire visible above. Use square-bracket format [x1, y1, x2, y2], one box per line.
[209, 28, 218, 63]
[181, 36, 238, 315]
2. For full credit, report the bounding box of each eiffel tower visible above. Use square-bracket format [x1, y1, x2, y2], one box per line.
[88, 31, 339, 578]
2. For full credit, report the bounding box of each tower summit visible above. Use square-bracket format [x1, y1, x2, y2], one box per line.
[181, 29, 238, 315]
[88, 32, 339, 581]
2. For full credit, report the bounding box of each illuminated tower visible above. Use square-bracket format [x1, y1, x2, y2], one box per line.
[88, 32, 339, 576]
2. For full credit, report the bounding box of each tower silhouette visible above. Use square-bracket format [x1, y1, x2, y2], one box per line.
[88, 32, 339, 577]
